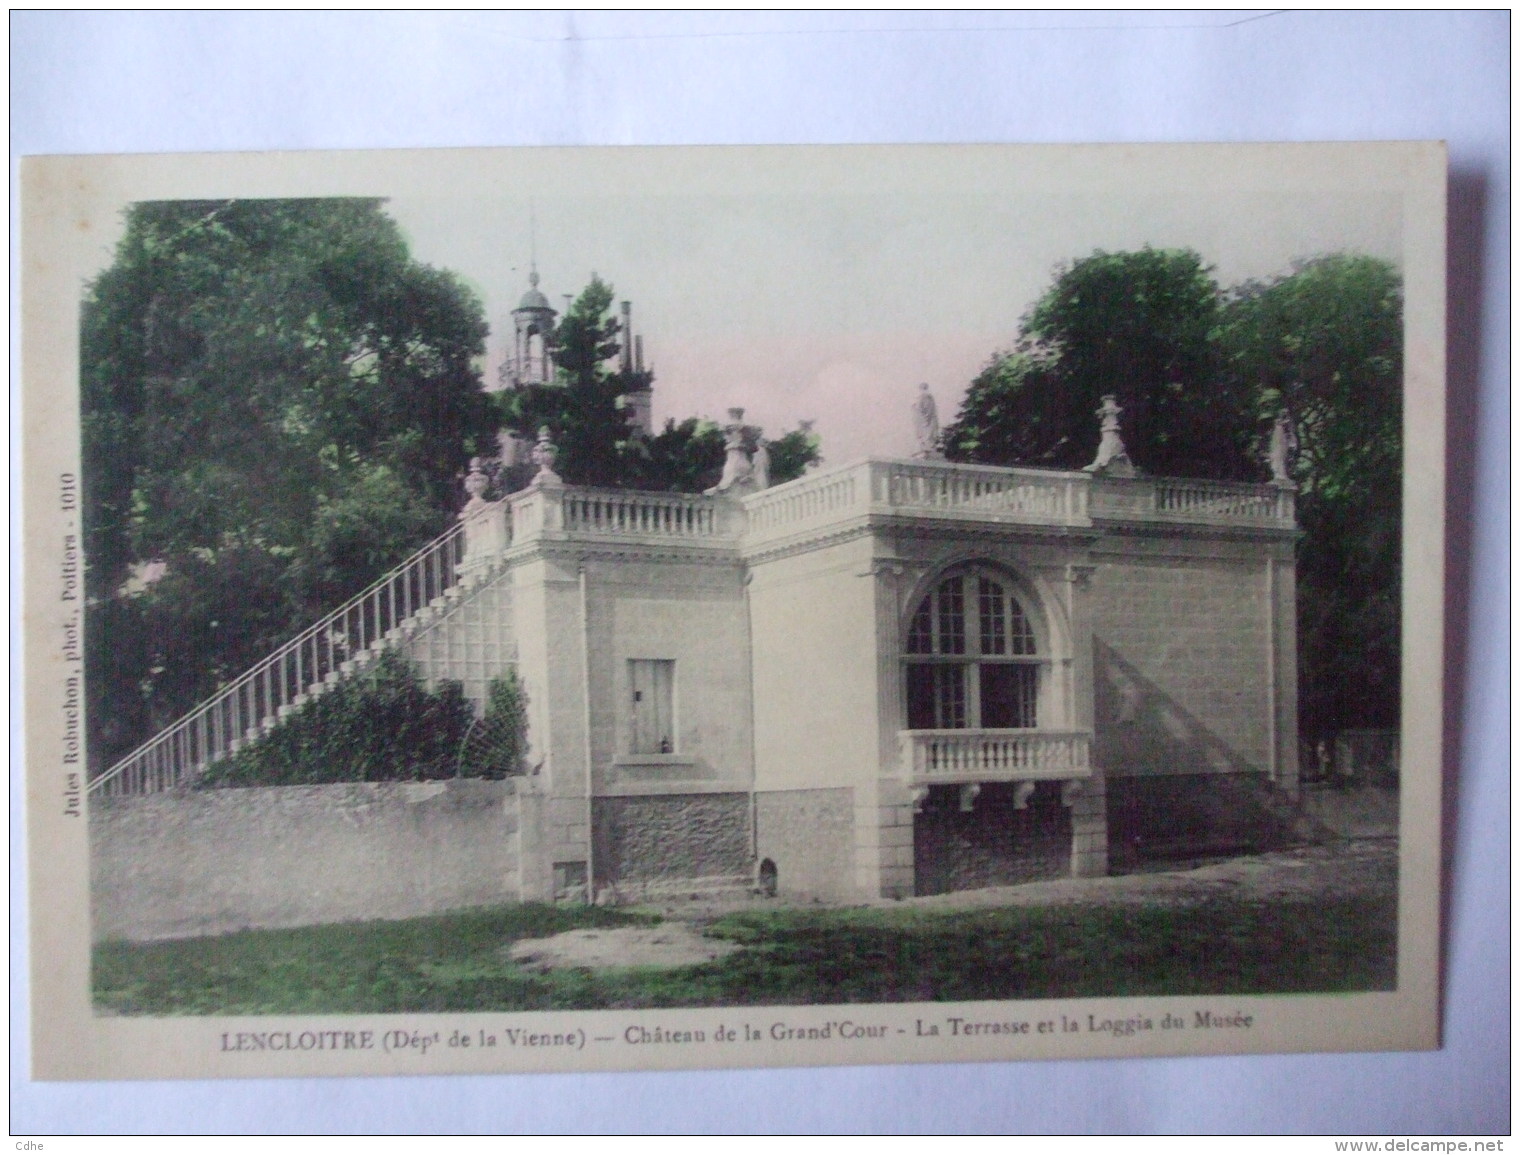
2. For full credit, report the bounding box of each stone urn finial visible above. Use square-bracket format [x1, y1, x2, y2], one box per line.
[531, 426, 562, 486]
[463, 456, 490, 505]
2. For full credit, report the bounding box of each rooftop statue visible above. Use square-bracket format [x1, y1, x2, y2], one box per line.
[707, 407, 756, 495]
[1268, 407, 1299, 486]
[911, 383, 945, 460]
[1084, 393, 1137, 477]
[752, 437, 771, 491]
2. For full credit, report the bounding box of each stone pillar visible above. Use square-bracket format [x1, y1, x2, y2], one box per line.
[515, 779, 552, 900]
[854, 556, 915, 898]
[1269, 550, 1301, 798]
[1066, 776, 1108, 877]
[852, 777, 917, 899]
[510, 550, 591, 900]
[459, 500, 509, 573]
[1063, 562, 1106, 877]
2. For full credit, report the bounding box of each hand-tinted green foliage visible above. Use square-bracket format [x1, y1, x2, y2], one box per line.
[952, 247, 1254, 479]
[462, 669, 531, 780]
[197, 652, 475, 788]
[81, 199, 495, 770]
[638, 417, 727, 492]
[93, 892, 1393, 1014]
[497, 277, 820, 493]
[1219, 255, 1403, 738]
[943, 353, 1080, 467]
[765, 424, 824, 487]
[946, 247, 1403, 740]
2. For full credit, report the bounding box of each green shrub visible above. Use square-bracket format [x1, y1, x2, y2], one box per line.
[460, 669, 530, 779]
[197, 651, 475, 788]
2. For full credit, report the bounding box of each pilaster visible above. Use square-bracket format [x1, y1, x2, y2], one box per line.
[1065, 775, 1108, 878]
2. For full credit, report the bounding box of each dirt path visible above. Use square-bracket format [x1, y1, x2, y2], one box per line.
[902, 836, 1396, 910]
[507, 838, 1397, 971]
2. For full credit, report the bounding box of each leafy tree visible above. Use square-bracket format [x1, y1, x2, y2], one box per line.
[1220, 255, 1403, 739]
[632, 417, 727, 492]
[82, 198, 495, 770]
[497, 276, 820, 492]
[943, 353, 1076, 467]
[498, 275, 635, 489]
[765, 423, 824, 486]
[945, 246, 1403, 745]
[947, 248, 1254, 480]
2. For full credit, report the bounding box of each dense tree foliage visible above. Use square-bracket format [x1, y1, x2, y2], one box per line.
[82, 199, 495, 770]
[945, 248, 1403, 742]
[947, 248, 1254, 479]
[497, 276, 820, 493]
[1220, 255, 1403, 739]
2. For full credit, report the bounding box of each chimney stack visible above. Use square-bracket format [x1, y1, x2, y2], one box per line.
[620, 300, 633, 373]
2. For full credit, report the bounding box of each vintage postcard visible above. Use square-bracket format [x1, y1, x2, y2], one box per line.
[22, 142, 1445, 1080]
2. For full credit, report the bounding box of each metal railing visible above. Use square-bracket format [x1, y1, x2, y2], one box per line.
[899, 729, 1092, 781]
[91, 519, 476, 797]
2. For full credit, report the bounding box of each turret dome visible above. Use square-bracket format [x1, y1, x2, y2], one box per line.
[515, 269, 554, 314]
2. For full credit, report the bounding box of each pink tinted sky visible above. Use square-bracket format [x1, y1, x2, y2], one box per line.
[74, 147, 1406, 467]
[385, 148, 1403, 465]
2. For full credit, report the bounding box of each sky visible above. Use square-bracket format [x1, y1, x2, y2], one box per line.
[68, 144, 1407, 467]
[379, 145, 1406, 464]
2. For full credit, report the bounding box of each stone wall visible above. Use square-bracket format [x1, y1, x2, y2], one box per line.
[755, 788, 854, 900]
[1090, 550, 1274, 778]
[91, 779, 521, 943]
[592, 792, 750, 888]
[912, 781, 1071, 895]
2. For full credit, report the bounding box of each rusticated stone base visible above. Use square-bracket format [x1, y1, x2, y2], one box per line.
[912, 781, 1072, 896]
[592, 792, 750, 887]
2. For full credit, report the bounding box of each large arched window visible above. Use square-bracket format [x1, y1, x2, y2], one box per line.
[904, 567, 1042, 730]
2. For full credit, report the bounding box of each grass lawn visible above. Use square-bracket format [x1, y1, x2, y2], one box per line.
[93, 893, 1396, 1015]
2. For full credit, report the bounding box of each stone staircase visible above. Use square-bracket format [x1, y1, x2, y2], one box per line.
[90, 518, 511, 797]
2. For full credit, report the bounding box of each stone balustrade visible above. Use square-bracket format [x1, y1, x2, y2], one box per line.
[899, 729, 1092, 782]
[868, 459, 1090, 523]
[1091, 475, 1295, 527]
[743, 467, 862, 534]
[508, 484, 739, 543]
[493, 460, 1292, 555]
[742, 458, 1094, 546]
[563, 488, 727, 537]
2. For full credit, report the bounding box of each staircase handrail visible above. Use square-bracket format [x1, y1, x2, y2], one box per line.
[90, 518, 470, 796]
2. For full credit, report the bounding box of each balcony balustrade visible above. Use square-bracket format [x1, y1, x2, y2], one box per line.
[898, 728, 1092, 783]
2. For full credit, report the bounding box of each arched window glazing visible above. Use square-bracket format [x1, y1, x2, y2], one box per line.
[905, 568, 1041, 730]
